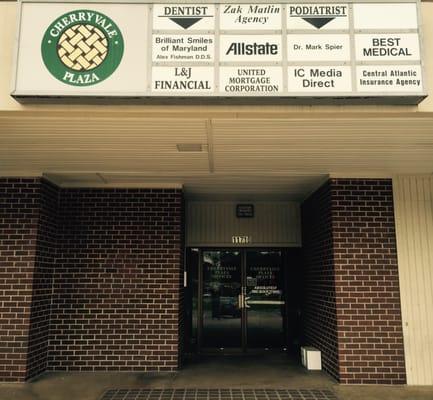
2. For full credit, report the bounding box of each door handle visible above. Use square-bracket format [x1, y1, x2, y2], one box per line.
[238, 293, 251, 309]
[238, 294, 243, 309]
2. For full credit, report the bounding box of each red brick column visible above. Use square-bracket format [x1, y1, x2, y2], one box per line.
[1, 181, 183, 381]
[332, 179, 406, 384]
[27, 180, 58, 379]
[0, 178, 57, 381]
[301, 182, 339, 380]
[302, 179, 406, 384]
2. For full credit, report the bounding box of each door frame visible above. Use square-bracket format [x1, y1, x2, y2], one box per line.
[196, 247, 288, 355]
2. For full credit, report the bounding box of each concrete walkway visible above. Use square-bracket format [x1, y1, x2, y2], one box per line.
[0, 355, 432, 400]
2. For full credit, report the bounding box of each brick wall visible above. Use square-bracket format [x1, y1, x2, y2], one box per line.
[48, 188, 183, 372]
[0, 178, 41, 381]
[302, 178, 406, 384]
[332, 179, 406, 384]
[0, 177, 406, 383]
[0, 181, 183, 380]
[301, 182, 339, 380]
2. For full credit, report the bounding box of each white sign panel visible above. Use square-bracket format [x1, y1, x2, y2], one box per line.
[220, 4, 282, 30]
[220, 67, 283, 95]
[12, 1, 426, 104]
[152, 4, 215, 30]
[287, 66, 352, 92]
[15, 3, 150, 94]
[220, 35, 282, 62]
[355, 34, 421, 61]
[287, 34, 351, 62]
[287, 4, 349, 30]
[353, 3, 418, 30]
[153, 35, 214, 62]
[152, 66, 214, 93]
[356, 65, 423, 92]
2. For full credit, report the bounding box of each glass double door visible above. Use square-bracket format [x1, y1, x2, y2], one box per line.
[200, 249, 285, 352]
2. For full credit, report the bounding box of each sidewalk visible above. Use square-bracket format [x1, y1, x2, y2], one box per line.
[0, 355, 431, 400]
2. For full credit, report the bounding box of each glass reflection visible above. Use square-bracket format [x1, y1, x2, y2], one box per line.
[202, 251, 242, 348]
[246, 251, 285, 348]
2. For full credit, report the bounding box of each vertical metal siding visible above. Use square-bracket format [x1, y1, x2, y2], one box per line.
[393, 175, 433, 385]
[186, 201, 301, 247]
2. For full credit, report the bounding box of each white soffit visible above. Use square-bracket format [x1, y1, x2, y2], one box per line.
[1, 112, 433, 198]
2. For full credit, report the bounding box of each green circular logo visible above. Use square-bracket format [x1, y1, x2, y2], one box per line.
[41, 10, 124, 86]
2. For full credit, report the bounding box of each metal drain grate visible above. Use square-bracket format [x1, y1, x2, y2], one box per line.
[100, 389, 337, 400]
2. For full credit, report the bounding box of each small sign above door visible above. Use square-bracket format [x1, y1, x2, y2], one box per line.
[236, 204, 254, 218]
[232, 236, 251, 244]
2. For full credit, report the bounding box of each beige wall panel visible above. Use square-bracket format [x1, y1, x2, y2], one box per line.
[393, 175, 433, 385]
[0, 2, 16, 110]
[186, 201, 301, 247]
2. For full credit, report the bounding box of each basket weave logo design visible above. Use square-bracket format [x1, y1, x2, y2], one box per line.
[42, 10, 124, 86]
[58, 24, 108, 71]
